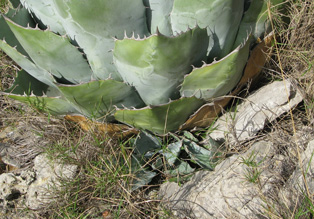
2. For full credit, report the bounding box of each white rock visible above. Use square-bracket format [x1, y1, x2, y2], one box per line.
[209, 80, 303, 143]
[159, 141, 282, 218]
[26, 154, 77, 210]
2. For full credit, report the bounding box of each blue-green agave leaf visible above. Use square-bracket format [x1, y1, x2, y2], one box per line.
[130, 155, 156, 191]
[166, 161, 195, 176]
[0, 39, 57, 89]
[160, 141, 182, 166]
[145, 0, 174, 36]
[170, 0, 244, 60]
[0, 7, 35, 56]
[113, 27, 208, 105]
[5, 6, 35, 28]
[183, 139, 215, 170]
[183, 131, 199, 142]
[7, 95, 80, 116]
[5, 70, 50, 96]
[58, 80, 145, 121]
[9, 0, 21, 8]
[6, 18, 93, 84]
[180, 35, 252, 100]
[233, 0, 285, 49]
[114, 97, 205, 134]
[20, 0, 66, 34]
[134, 131, 162, 157]
[50, 0, 149, 80]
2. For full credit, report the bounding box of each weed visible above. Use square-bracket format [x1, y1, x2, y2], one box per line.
[240, 150, 264, 184]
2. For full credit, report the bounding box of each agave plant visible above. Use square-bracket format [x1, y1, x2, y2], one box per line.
[0, 0, 284, 135]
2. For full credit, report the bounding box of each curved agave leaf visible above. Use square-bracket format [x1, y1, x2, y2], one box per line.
[114, 97, 204, 134]
[49, 0, 149, 80]
[166, 160, 195, 176]
[20, 0, 66, 34]
[0, 39, 57, 89]
[134, 131, 162, 156]
[170, 0, 244, 60]
[8, 95, 80, 115]
[113, 27, 208, 105]
[145, 0, 174, 36]
[9, 0, 21, 8]
[59, 80, 145, 121]
[181, 33, 274, 130]
[3, 70, 77, 115]
[183, 139, 215, 170]
[5, 6, 35, 28]
[5, 18, 93, 84]
[5, 70, 50, 96]
[130, 155, 157, 191]
[180, 35, 252, 100]
[232, 0, 284, 49]
[0, 7, 35, 56]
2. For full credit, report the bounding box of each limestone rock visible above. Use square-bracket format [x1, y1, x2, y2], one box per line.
[26, 154, 78, 209]
[0, 153, 77, 212]
[209, 80, 303, 143]
[159, 141, 290, 218]
[0, 170, 35, 212]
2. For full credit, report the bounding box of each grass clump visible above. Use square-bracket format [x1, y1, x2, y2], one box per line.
[40, 131, 168, 219]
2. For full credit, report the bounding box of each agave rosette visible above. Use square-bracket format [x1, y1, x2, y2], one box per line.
[0, 0, 284, 134]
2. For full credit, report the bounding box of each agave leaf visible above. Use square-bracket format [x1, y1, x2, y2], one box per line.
[180, 33, 274, 130]
[5, 70, 50, 96]
[183, 131, 199, 142]
[134, 131, 162, 156]
[0, 7, 35, 56]
[145, 0, 174, 36]
[114, 97, 204, 134]
[5, 6, 35, 28]
[8, 94, 80, 116]
[0, 39, 57, 89]
[130, 155, 156, 191]
[49, 0, 149, 80]
[183, 139, 215, 170]
[20, 0, 66, 34]
[166, 161, 195, 176]
[180, 35, 252, 100]
[233, 0, 284, 48]
[170, 0, 244, 60]
[58, 80, 145, 121]
[6, 18, 93, 84]
[131, 169, 156, 191]
[113, 27, 208, 105]
[161, 141, 182, 166]
[9, 0, 21, 8]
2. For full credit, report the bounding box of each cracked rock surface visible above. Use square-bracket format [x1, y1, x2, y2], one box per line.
[159, 136, 314, 218]
[159, 141, 280, 218]
[0, 154, 77, 217]
[209, 80, 303, 144]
